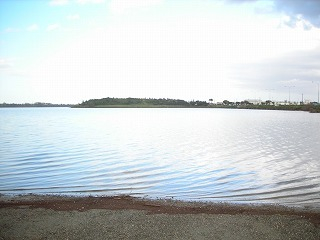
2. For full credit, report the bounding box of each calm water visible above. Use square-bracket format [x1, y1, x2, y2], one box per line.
[0, 108, 320, 209]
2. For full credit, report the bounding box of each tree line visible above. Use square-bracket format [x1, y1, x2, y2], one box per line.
[76, 97, 209, 107]
[0, 102, 73, 107]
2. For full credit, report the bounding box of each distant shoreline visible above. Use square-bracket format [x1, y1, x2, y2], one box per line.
[1, 97, 319, 113]
[1, 104, 319, 113]
[72, 104, 205, 108]
[73, 97, 320, 113]
[0, 103, 73, 108]
[2, 105, 320, 113]
[73, 104, 320, 113]
[208, 104, 320, 113]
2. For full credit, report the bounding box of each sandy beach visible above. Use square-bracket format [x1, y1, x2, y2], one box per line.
[0, 195, 319, 240]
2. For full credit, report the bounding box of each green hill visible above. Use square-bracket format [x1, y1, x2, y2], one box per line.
[74, 97, 209, 108]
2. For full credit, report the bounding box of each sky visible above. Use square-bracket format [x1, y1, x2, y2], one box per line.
[0, 0, 320, 104]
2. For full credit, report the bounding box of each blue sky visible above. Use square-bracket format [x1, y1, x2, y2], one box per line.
[1, 0, 320, 104]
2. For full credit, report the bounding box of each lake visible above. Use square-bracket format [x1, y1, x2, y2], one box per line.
[0, 108, 319, 209]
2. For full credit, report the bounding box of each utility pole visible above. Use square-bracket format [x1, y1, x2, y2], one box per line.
[312, 81, 319, 103]
[284, 86, 295, 104]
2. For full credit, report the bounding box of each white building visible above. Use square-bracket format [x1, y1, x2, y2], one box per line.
[245, 99, 262, 105]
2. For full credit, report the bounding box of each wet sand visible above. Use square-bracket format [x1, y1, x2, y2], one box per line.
[1, 195, 319, 239]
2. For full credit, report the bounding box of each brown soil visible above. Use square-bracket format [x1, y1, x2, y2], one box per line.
[1, 195, 320, 240]
[1, 195, 319, 226]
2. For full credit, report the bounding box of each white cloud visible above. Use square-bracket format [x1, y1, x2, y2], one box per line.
[49, 0, 69, 6]
[26, 24, 39, 31]
[0, 58, 13, 69]
[227, 0, 320, 29]
[229, 46, 320, 102]
[280, 14, 314, 31]
[50, 0, 104, 6]
[75, 0, 104, 4]
[273, 0, 320, 28]
[12, 0, 320, 104]
[29, 8, 320, 102]
[110, 0, 163, 14]
[46, 24, 60, 31]
[4, 28, 20, 33]
[67, 14, 80, 20]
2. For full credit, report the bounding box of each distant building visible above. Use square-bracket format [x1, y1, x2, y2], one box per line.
[275, 101, 289, 106]
[245, 99, 261, 105]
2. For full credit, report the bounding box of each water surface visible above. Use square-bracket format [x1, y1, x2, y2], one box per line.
[0, 108, 319, 209]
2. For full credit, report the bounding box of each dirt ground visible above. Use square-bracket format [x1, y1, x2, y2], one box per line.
[1, 195, 319, 240]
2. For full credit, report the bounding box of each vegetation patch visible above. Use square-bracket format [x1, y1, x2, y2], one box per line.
[74, 97, 209, 108]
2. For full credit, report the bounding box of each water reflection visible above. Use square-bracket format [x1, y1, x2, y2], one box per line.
[0, 108, 320, 209]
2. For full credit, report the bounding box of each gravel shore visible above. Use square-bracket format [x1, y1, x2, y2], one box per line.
[1, 195, 319, 240]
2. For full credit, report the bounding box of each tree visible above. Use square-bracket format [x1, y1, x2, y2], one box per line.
[223, 100, 230, 105]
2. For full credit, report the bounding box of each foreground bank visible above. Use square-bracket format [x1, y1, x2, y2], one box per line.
[1, 195, 319, 240]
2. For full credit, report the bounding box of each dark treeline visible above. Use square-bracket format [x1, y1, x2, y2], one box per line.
[0, 102, 73, 107]
[76, 97, 209, 107]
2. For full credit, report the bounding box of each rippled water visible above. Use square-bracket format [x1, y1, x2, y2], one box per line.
[1, 108, 320, 208]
